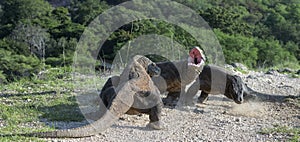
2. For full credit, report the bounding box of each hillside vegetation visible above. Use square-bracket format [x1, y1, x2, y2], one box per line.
[0, 0, 299, 83]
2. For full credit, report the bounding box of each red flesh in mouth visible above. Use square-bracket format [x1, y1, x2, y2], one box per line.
[188, 47, 204, 66]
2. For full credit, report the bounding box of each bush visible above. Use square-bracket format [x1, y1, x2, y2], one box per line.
[36, 67, 72, 81]
[0, 71, 7, 84]
[255, 38, 298, 68]
[215, 29, 258, 68]
[0, 49, 44, 82]
[45, 55, 74, 67]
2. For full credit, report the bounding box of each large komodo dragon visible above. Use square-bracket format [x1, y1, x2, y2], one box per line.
[100, 47, 206, 106]
[99, 55, 164, 129]
[21, 55, 164, 138]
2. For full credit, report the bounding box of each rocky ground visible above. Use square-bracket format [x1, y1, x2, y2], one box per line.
[47, 68, 300, 142]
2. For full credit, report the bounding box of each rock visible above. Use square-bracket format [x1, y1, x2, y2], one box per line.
[246, 75, 256, 79]
[266, 69, 279, 75]
[235, 117, 241, 122]
[225, 64, 235, 71]
[266, 78, 272, 84]
[193, 108, 204, 114]
[231, 63, 248, 71]
[277, 68, 294, 73]
[119, 117, 126, 121]
[297, 70, 300, 75]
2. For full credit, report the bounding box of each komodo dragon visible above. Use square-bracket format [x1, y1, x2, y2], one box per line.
[100, 55, 164, 129]
[21, 55, 164, 138]
[186, 65, 245, 104]
[188, 65, 262, 104]
[100, 47, 206, 106]
[153, 47, 206, 105]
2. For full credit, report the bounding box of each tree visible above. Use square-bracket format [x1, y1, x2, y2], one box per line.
[0, 38, 30, 55]
[11, 23, 50, 62]
[0, 0, 52, 24]
[0, 0, 52, 37]
[199, 6, 253, 36]
[255, 38, 297, 68]
[286, 3, 300, 24]
[283, 41, 300, 61]
[50, 7, 85, 39]
[264, 10, 299, 44]
[253, 23, 272, 39]
[0, 48, 43, 81]
[70, 0, 109, 26]
[45, 37, 77, 67]
[215, 29, 258, 68]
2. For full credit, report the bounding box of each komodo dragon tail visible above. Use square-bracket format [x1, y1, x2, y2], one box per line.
[243, 83, 290, 102]
[243, 83, 260, 102]
[24, 84, 134, 138]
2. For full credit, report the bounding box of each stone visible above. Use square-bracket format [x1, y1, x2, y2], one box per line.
[277, 68, 294, 73]
[297, 70, 300, 75]
[231, 63, 248, 71]
[266, 69, 279, 75]
[225, 64, 235, 71]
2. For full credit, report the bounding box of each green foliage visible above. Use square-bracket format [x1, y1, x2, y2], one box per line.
[46, 37, 77, 66]
[70, 0, 110, 26]
[49, 7, 85, 39]
[0, 38, 31, 55]
[35, 67, 72, 81]
[0, 70, 7, 84]
[11, 23, 50, 58]
[199, 6, 254, 36]
[264, 10, 298, 43]
[0, 0, 52, 37]
[45, 56, 74, 67]
[100, 19, 198, 61]
[0, 48, 43, 81]
[255, 38, 298, 68]
[283, 41, 300, 61]
[0, 0, 299, 82]
[0, 0, 52, 24]
[215, 29, 258, 68]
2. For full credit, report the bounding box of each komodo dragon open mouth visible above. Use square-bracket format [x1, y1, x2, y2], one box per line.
[188, 46, 205, 67]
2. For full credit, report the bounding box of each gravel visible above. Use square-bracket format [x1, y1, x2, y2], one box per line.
[46, 70, 300, 142]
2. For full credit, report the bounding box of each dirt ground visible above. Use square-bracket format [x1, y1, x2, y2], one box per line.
[47, 70, 300, 142]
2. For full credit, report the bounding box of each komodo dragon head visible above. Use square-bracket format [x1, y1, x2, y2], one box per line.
[135, 55, 161, 77]
[225, 75, 244, 104]
[180, 46, 206, 84]
[187, 46, 206, 73]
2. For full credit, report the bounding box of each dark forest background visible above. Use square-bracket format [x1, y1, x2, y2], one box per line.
[0, 0, 299, 82]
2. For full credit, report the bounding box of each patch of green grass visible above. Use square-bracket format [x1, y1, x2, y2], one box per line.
[290, 74, 300, 78]
[0, 135, 45, 142]
[39, 95, 84, 122]
[259, 125, 300, 141]
[234, 67, 249, 74]
[259, 126, 300, 134]
[0, 68, 100, 141]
